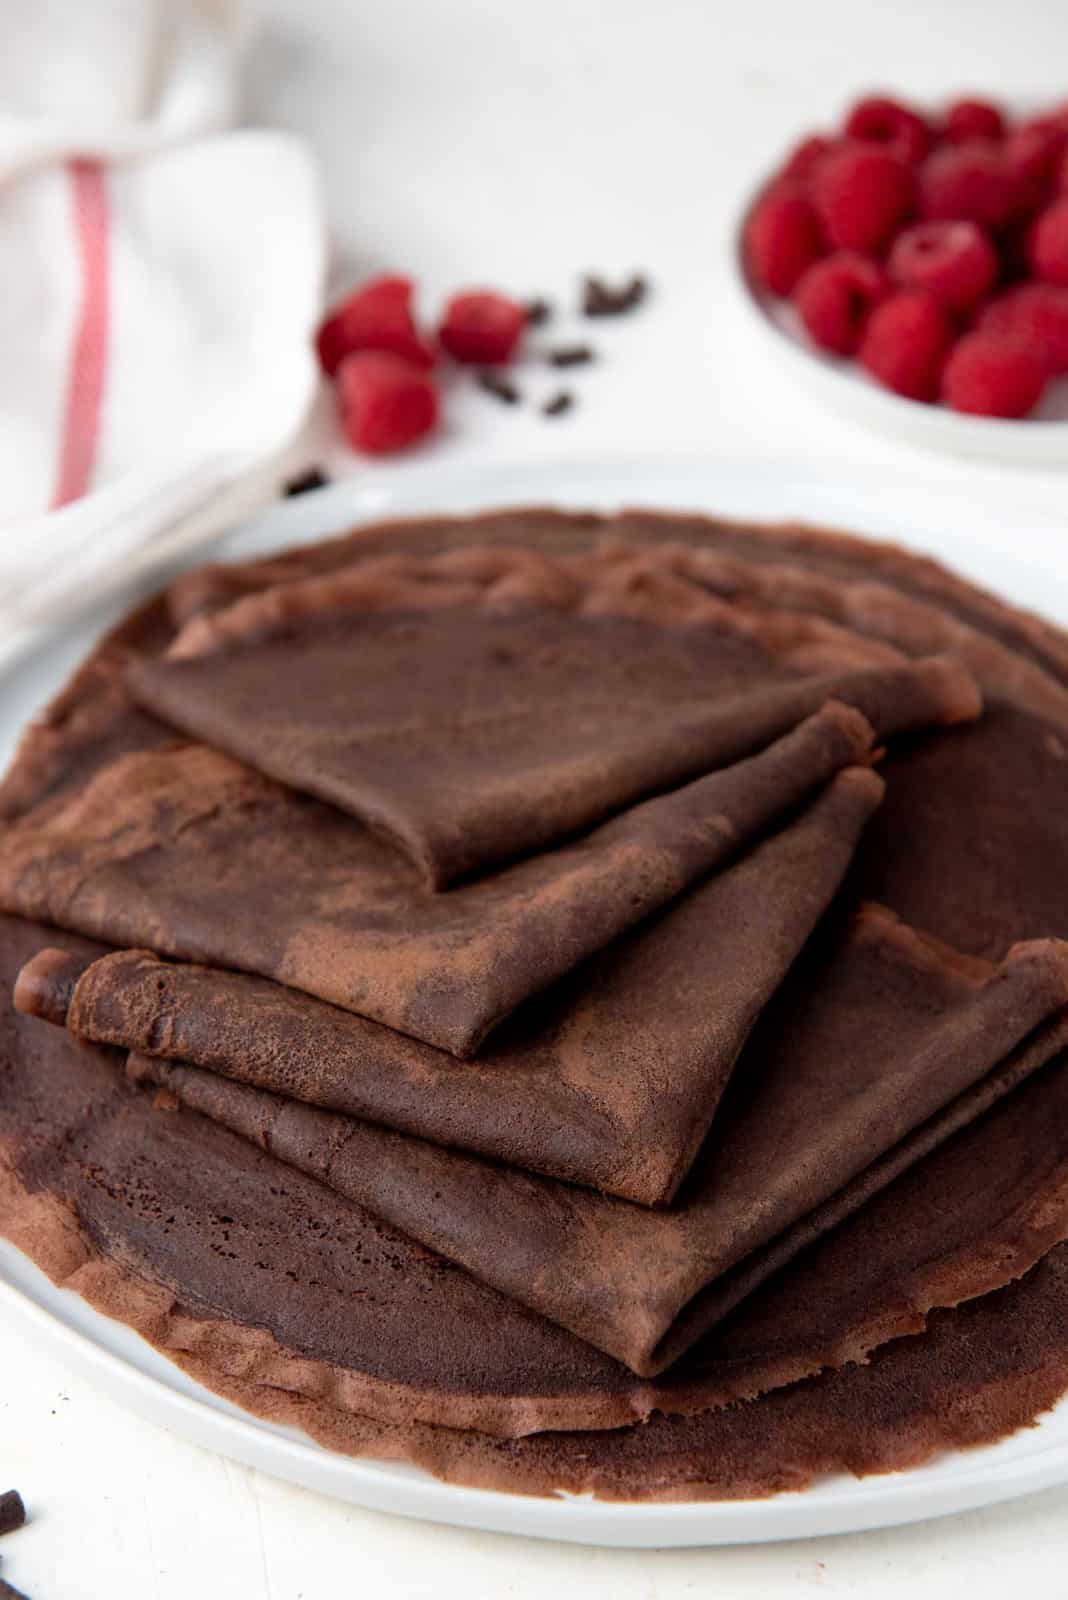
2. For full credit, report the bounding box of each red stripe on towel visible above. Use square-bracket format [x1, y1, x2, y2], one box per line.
[51, 161, 111, 509]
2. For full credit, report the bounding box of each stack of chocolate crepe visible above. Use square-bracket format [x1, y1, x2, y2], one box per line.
[3, 511, 1068, 1501]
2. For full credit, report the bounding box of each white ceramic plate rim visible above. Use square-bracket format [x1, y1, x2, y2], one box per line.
[2, 452, 1067, 1548]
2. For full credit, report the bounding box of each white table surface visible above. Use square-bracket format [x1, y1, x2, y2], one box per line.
[5, 1, 1068, 1593]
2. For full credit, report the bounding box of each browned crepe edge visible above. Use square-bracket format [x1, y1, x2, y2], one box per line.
[0, 1147, 662, 1437]
[595, 534, 1068, 732]
[7, 1128, 1068, 1500]
[161, 542, 908, 678]
[160, 504, 1068, 692]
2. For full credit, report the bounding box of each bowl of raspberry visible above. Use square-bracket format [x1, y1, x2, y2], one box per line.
[737, 93, 1068, 461]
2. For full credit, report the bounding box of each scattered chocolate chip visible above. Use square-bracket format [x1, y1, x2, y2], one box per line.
[542, 390, 575, 418]
[582, 274, 648, 317]
[524, 298, 552, 326]
[0, 1577, 31, 1600]
[0, 1493, 25, 1538]
[477, 371, 521, 405]
[548, 344, 594, 367]
[283, 466, 330, 498]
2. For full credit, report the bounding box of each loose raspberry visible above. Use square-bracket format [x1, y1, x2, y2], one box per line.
[744, 187, 825, 295]
[976, 284, 1068, 376]
[438, 291, 527, 364]
[336, 352, 440, 455]
[793, 252, 889, 355]
[887, 220, 998, 312]
[814, 144, 913, 253]
[844, 96, 932, 165]
[942, 333, 1047, 418]
[918, 140, 1018, 229]
[780, 135, 833, 185]
[944, 99, 1006, 144]
[1031, 199, 1068, 286]
[858, 290, 953, 401]
[316, 276, 434, 377]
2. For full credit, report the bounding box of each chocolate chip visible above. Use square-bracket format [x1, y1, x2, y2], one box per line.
[548, 344, 594, 367]
[283, 467, 330, 498]
[0, 1577, 31, 1599]
[582, 274, 648, 317]
[0, 1493, 25, 1538]
[524, 298, 552, 327]
[542, 391, 575, 418]
[477, 371, 521, 405]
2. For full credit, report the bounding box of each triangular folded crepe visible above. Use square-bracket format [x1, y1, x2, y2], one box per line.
[0, 701, 878, 1060]
[4, 911, 1068, 1454]
[14, 765, 882, 1204]
[124, 545, 979, 886]
[21, 902, 1068, 1376]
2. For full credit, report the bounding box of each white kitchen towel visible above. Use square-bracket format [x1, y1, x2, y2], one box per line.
[0, 0, 324, 650]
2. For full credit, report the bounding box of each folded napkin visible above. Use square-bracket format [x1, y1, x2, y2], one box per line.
[0, 0, 323, 662]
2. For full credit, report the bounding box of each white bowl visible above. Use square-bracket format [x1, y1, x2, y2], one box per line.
[733, 185, 1068, 466]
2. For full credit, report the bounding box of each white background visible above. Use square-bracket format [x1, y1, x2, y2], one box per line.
[4, 0, 1068, 1594]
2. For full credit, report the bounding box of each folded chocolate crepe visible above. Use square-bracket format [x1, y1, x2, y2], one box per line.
[20, 897, 1068, 1376]
[138, 512, 1068, 966]
[124, 545, 978, 887]
[4, 911, 1068, 1453]
[0, 700, 886, 1062]
[12, 763, 884, 1204]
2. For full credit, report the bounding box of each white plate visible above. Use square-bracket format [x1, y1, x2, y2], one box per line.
[3, 454, 1068, 1548]
[732, 191, 1068, 466]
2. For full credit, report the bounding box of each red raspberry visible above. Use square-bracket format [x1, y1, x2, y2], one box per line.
[844, 96, 932, 165]
[918, 140, 1018, 229]
[438, 291, 527, 364]
[942, 333, 1047, 418]
[1005, 120, 1065, 204]
[944, 99, 1006, 144]
[858, 290, 953, 400]
[1030, 198, 1068, 286]
[793, 252, 889, 355]
[976, 284, 1068, 376]
[780, 135, 833, 185]
[316, 276, 434, 377]
[336, 352, 440, 455]
[814, 144, 914, 253]
[744, 187, 825, 295]
[887, 220, 998, 312]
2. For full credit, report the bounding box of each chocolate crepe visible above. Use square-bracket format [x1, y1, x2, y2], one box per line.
[0, 700, 882, 1061]
[160, 506, 1068, 694]
[20, 899, 1068, 1376]
[124, 544, 978, 886]
[139, 510, 1068, 965]
[4, 911, 1068, 1449]
[11, 764, 883, 1205]
[197, 1242, 1068, 1502]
